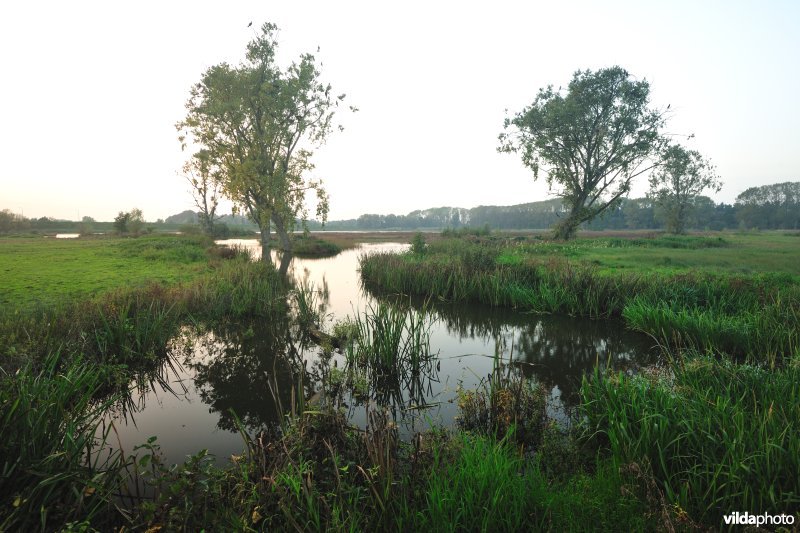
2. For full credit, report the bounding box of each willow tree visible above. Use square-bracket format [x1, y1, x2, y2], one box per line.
[648, 144, 721, 234]
[499, 67, 667, 240]
[178, 23, 345, 263]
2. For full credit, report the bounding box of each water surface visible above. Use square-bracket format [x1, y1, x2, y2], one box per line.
[108, 241, 656, 465]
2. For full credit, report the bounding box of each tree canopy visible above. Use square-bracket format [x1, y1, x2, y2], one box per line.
[499, 66, 667, 239]
[648, 144, 721, 234]
[735, 181, 800, 229]
[178, 22, 347, 263]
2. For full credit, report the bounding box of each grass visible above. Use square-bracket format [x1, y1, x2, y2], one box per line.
[495, 232, 800, 277]
[130, 392, 657, 531]
[582, 355, 800, 523]
[287, 235, 346, 257]
[360, 232, 800, 362]
[5, 229, 799, 529]
[0, 234, 213, 309]
[330, 301, 438, 410]
[0, 351, 129, 530]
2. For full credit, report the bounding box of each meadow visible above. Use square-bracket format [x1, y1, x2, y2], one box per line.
[1, 230, 798, 530]
[0, 235, 212, 309]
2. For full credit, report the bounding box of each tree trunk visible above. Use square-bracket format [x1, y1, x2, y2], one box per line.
[272, 215, 293, 253]
[259, 220, 272, 264]
[553, 210, 583, 240]
[278, 250, 293, 277]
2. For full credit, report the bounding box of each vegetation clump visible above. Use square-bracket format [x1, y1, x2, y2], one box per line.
[582, 355, 800, 522]
[288, 234, 343, 257]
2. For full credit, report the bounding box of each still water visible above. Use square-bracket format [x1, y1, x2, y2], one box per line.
[108, 241, 656, 466]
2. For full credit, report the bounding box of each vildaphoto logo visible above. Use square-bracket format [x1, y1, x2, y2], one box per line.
[723, 511, 795, 526]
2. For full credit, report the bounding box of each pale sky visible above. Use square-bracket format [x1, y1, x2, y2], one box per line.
[1, 0, 798, 222]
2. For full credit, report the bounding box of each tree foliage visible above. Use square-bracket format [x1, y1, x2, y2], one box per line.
[735, 181, 800, 230]
[648, 144, 721, 234]
[178, 22, 347, 263]
[114, 208, 144, 235]
[499, 66, 667, 239]
[183, 150, 221, 235]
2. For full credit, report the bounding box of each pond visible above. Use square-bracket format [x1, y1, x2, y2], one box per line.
[107, 240, 657, 466]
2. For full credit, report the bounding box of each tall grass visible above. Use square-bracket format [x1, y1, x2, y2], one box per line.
[342, 301, 438, 408]
[581, 355, 800, 523]
[0, 351, 128, 530]
[457, 346, 547, 447]
[360, 241, 800, 361]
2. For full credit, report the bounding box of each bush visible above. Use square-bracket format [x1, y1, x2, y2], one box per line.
[410, 232, 426, 255]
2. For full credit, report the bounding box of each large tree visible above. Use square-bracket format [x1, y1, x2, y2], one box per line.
[178, 23, 346, 263]
[648, 144, 721, 234]
[499, 67, 667, 239]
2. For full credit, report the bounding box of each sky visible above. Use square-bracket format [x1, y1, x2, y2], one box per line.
[1, 0, 798, 222]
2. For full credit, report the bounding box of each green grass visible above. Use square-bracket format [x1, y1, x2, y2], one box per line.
[0, 351, 129, 530]
[496, 232, 800, 277]
[582, 355, 800, 523]
[360, 232, 800, 361]
[0, 234, 213, 309]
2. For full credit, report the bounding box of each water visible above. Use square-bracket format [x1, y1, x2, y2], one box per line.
[108, 240, 657, 466]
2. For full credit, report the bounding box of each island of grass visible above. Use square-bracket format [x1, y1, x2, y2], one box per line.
[284, 234, 347, 257]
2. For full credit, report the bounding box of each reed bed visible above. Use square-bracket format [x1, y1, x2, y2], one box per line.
[581, 355, 800, 523]
[360, 241, 800, 362]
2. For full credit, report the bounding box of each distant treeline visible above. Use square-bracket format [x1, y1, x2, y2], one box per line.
[0, 209, 258, 235]
[3, 182, 798, 234]
[311, 181, 800, 231]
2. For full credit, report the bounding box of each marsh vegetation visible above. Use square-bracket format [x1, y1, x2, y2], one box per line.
[2, 229, 797, 530]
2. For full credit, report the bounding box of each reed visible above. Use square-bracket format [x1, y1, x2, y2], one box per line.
[342, 301, 438, 409]
[360, 243, 800, 362]
[581, 355, 800, 523]
[0, 351, 128, 530]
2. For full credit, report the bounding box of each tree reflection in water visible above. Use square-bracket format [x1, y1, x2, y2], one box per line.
[372, 292, 657, 409]
[179, 318, 304, 433]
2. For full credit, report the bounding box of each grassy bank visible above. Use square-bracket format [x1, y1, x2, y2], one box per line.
[356, 231, 800, 527]
[582, 355, 800, 523]
[360, 233, 800, 362]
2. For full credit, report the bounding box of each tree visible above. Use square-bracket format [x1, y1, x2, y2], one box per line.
[648, 145, 721, 234]
[736, 182, 800, 229]
[499, 67, 667, 239]
[113, 211, 130, 234]
[113, 208, 144, 234]
[178, 23, 348, 265]
[78, 216, 95, 236]
[0, 209, 18, 233]
[183, 150, 221, 235]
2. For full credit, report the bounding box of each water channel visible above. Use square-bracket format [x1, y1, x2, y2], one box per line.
[108, 240, 657, 466]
